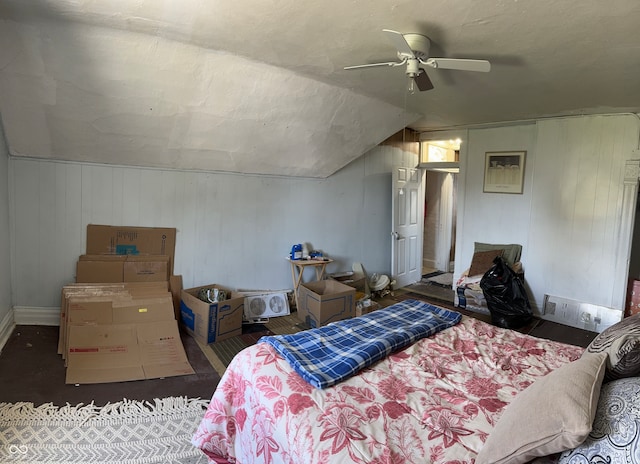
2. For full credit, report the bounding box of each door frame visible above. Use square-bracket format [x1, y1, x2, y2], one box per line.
[418, 129, 469, 278]
[434, 171, 456, 272]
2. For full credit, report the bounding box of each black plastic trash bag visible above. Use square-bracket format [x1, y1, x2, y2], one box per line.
[479, 256, 533, 329]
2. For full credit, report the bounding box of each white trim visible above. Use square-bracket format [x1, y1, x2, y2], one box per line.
[0, 310, 15, 353]
[13, 306, 60, 326]
[613, 159, 640, 311]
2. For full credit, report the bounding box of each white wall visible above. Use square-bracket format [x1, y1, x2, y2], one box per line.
[0, 122, 11, 327]
[455, 114, 640, 319]
[8, 112, 640, 328]
[9, 144, 416, 310]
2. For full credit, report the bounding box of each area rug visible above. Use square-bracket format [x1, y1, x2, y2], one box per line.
[404, 281, 455, 305]
[0, 397, 210, 463]
[422, 271, 454, 288]
[197, 313, 308, 377]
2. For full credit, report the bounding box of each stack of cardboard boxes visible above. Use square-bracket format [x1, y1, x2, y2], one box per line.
[60, 225, 370, 384]
[59, 225, 193, 384]
[76, 224, 176, 284]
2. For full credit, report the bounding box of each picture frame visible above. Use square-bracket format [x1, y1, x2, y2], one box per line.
[483, 151, 526, 194]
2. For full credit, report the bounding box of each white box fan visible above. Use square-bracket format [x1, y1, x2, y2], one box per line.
[244, 292, 290, 322]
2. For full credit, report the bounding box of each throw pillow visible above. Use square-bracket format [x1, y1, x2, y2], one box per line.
[469, 249, 504, 277]
[559, 377, 640, 464]
[585, 313, 640, 381]
[475, 352, 607, 464]
[474, 242, 522, 266]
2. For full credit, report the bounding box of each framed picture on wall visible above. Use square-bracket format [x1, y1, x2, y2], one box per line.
[483, 151, 526, 194]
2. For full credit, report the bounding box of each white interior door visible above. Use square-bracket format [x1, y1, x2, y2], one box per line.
[392, 166, 424, 288]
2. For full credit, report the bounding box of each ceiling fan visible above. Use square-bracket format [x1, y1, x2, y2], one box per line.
[344, 29, 491, 92]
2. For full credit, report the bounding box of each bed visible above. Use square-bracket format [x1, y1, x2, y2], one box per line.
[192, 299, 640, 464]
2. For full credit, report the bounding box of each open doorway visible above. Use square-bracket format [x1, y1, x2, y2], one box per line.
[423, 170, 457, 275]
[418, 138, 461, 281]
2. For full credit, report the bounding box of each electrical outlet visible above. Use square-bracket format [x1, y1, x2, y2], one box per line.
[545, 300, 556, 315]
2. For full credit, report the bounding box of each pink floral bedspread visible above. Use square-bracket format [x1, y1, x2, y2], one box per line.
[192, 316, 583, 464]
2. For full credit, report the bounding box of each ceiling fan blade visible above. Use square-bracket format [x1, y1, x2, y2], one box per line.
[344, 61, 404, 70]
[414, 68, 434, 91]
[382, 29, 416, 58]
[425, 58, 491, 72]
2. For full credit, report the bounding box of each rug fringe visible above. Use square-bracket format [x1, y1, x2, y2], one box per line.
[0, 396, 209, 423]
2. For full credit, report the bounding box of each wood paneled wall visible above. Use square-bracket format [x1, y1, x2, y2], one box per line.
[456, 114, 640, 315]
[8, 144, 418, 309]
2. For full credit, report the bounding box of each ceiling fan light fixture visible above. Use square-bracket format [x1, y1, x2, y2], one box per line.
[344, 29, 491, 92]
[406, 59, 420, 77]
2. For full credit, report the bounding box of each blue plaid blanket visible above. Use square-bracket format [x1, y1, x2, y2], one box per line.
[259, 299, 461, 389]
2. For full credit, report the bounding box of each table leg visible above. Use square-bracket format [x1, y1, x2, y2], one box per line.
[290, 262, 305, 310]
[315, 263, 328, 281]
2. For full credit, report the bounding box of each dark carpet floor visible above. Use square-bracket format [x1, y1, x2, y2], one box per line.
[0, 290, 597, 407]
[0, 325, 220, 407]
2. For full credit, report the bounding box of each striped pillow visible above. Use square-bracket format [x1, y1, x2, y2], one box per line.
[585, 313, 640, 381]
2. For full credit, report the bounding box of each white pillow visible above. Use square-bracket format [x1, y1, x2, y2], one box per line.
[475, 352, 607, 464]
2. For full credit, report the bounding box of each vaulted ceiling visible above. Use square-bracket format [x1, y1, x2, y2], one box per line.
[1, 1, 639, 178]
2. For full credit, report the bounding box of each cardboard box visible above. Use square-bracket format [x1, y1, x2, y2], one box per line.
[86, 224, 177, 273]
[63, 292, 175, 362]
[328, 271, 367, 292]
[180, 284, 244, 344]
[76, 255, 126, 283]
[58, 282, 170, 355]
[66, 323, 145, 384]
[63, 291, 193, 383]
[356, 299, 381, 317]
[298, 280, 355, 328]
[65, 320, 194, 384]
[112, 296, 177, 324]
[136, 321, 195, 379]
[123, 255, 170, 282]
[169, 275, 183, 320]
[76, 255, 170, 283]
[626, 279, 640, 317]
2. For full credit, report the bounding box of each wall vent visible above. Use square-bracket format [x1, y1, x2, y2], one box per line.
[541, 294, 622, 333]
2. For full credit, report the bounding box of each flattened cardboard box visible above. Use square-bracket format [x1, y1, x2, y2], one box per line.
[169, 275, 183, 321]
[58, 282, 168, 346]
[76, 256, 126, 283]
[65, 320, 194, 384]
[58, 282, 170, 354]
[76, 255, 170, 283]
[65, 293, 190, 383]
[66, 324, 145, 384]
[86, 224, 177, 273]
[63, 293, 175, 361]
[137, 321, 195, 380]
[298, 280, 355, 328]
[123, 256, 170, 282]
[180, 284, 244, 344]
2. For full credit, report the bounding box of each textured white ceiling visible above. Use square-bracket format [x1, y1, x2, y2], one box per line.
[1, 0, 639, 177]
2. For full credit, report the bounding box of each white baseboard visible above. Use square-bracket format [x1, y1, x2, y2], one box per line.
[13, 306, 61, 326]
[0, 310, 15, 353]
